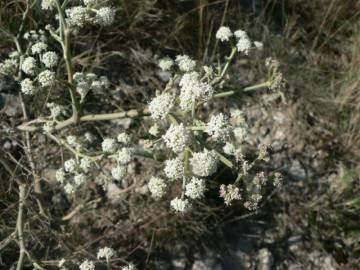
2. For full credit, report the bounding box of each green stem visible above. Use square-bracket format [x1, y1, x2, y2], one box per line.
[54, 0, 80, 123]
[213, 81, 270, 99]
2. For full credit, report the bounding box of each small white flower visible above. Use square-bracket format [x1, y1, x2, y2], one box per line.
[64, 159, 77, 173]
[163, 123, 190, 153]
[234, 29, 248, 40]
[148, 92, 174, 120]
[46, 102, 62, 119]
[185, 177, 205, 199]
[94, 7, 116, 26]
[190, 149, 218, 177]
[216, 26, 233, 42]
[20, 78, 36, 95]
[170, 197, 190, 212]
[117, 147, 133, 164]
[117, 132, 131, 145]
[65, 6, 91, 27]
[76, 81, 91, 100]
[42, 51, 58, 68]
[148, 176, 167, 199]
[220, 184, 241, 205]
[97, 247, 115, 260]
[41, 0, 55, 10]
[158, 57, 174, 71]
[55, 168, 66, 183]
[236, 37, 252, 55]
[179, 72, 214, 111]
[64, 183, 75, 195]
[149, 123, 160, 136]
[90, 80, 102, 91]
[74, 173, 86, 186]
[42, 121, 55, 133]
[80, 157, 92, 173]
[111, 166, 126, 180]
[175, 55, 196, 72]
[79, 259, 95, 270]
[21, 57, 37, 75]
[164, 156, 184, 180]
[205, 113, 232, 141]
[31, 42, 48, 55]
[102, 138, 117, 153]
[38, 70, 55, 87]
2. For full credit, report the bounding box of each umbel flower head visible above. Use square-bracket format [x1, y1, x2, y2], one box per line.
[21, 56, 37, 75]
[205, 113, 232, 141]
[20, 79, 36, 95]
[94, 7, 116, 26]
[97, 247, 115, 260]
[148, 92, 174, 120]
[216, 26, 233, 42]
[185, 177, 206, 199]
[79, 259, 95, 270]
[42, 51, 59, 68]
[190, 149, 219, 177]
[163, 123, 190, 153]
[148, 176, 167, 199]
[170, 197, 190, 212]
[175, 55, 196, 72]
[164, 156, 184, 180]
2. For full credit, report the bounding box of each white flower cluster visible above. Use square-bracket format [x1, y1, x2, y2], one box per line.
[175, 55, 196, 72]
[205, 113, 232, 141]
[215, 26, 263, 55]
[46, 102, 63, 119]
[42, 51, 59, 68]
[162, 123, 190, 153]
[65, 6, 91, 27]
[20, 79, 36, 95]
[73, 72, 109, 101]
[94, 7, 116, 26]
[97, 247, 115, 260]
[102, 138, 117, 153]
[179, 71, 214, 111]
[164, 156, 184, 180]
[21, 57, 37, 75]
[37, 70, 55, 87]
[148, 92, 174, 120]
[190, 149, 218, 177]
[220, 184, 241, 205]
[79, 259, 95, 270]
[158, 57, 174, 71]
[0, 58, 18, 75]
[65, 3, 115, 27]
[216, 26, 233, 42]
[41, 0, 55, 10]
[148, 176, 167, 199]
[101, 134, 134, 183]
[185, 177, 205, 199]
[170, 197, 190, 212]
[31, 41, 48, 55]
[55, 155, 91, 195]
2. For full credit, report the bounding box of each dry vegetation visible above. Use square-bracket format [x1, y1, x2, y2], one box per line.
[1, 0, 360, 269]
